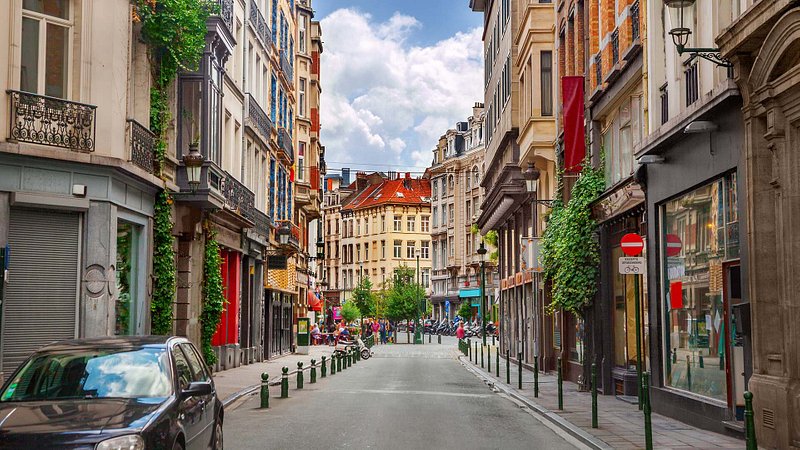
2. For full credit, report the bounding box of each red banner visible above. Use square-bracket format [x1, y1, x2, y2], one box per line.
[562, 76, 585, 173]
[670, 281, 683, 309]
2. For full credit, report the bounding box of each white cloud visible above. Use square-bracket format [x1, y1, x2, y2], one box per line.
[320, 9, 483, 172]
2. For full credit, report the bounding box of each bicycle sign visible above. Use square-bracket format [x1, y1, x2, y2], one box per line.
[618, 257, 646, 274]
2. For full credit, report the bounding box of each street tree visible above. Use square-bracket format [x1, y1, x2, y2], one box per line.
[340, 301, 360, 324]
[386, 266, 425, 343]
[457, 301, 473, 322]
[351, 276, 376, 318]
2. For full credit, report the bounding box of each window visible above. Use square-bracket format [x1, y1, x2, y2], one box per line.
[406, 241, 416, 259]
[432, 207, 438, 228]
[393, 240, 402, 258]
[356, 244, 360, 262]
[685, 62, 699, 106]
[422, 269, 430, 288]
[432, 180, 438, 199]
[449, 204, 455, 225]
[299, 78, 306, 117]
[541, 51, 553, 116]
[442, 206, 447, 227]
[364, 245, 369, 261]
[394, 215, 402, 231]
[602, 95, 643, 187]
[299, 14, 307, 54]
[421, 241, 430, 259]
[660, 84, 669, 125]
[448, 236, 454, 257]
[179, 343, 210, 382]
[297, 141, 305, 181]
[381, 215, 386, 232]
[21, 0, 71, 98]
[407, 216, 416, 232]
[448, 175, 454, 192]
[466, 200, 471, 218]
[381, 240, 386, 259]
[421, 216, 430, 233]
[365, 219, 369, 235]
[356, 219, 360, 236]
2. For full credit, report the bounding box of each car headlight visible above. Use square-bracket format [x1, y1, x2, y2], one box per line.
[95, 434, 144, 450]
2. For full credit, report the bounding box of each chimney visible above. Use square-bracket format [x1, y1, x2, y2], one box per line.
[405, 172, 410, 179]
[341, 168, 351, 185]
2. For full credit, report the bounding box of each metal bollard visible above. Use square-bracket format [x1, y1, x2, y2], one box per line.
[643, 372, 652, 450]
[281, 367, 289, 398]
[557, 357, 563, 410]
[672, 348, 677, 364]
[321, 356, 327, 378]
[506, 350, 510, 385]
[331, 355, 336, 375]
[429, 333, 431, 343]
[337, 353, 342, 372]
[518, 352, 522, 390]
[468, 339, 472, 360]
[481, 345, 485, 369]
[438, 334, 441, 344]
[699, 354, 704, 368]
[310, 359, 317, 384]
[686, 355, 692, 391]
[487, 346, 491, 372]
[348, 349, 352, 367]
[260, 372, 269, 409]
[474, 342, 478, 364]
[591, 363, 598, 428]
[297, 362, 304, 389]
[495, 346, 499, 377]
[744, 391, 757, 450]
[492, 335, 496, 346]
[534, 356, 539, 398]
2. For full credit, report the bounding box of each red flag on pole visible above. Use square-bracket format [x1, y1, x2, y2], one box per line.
[562, 76, 585, 173]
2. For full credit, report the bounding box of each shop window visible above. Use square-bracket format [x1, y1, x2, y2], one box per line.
[115, 221, 143, 336]
[661, 174, 739, 402]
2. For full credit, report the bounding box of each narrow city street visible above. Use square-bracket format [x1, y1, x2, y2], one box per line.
[223, 339, 581, 450]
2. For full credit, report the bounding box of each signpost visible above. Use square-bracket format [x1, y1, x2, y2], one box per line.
[619, 233, 645, 410]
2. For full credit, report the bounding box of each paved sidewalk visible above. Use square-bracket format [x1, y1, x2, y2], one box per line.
[460, 344, 744, 450]
[213, 346, 335, 405]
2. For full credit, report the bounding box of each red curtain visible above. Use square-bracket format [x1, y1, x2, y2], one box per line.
[212, 250, 241, 346]
[562, 76, 585, 173]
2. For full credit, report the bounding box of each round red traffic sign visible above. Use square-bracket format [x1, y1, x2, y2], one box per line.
[620, 233, 644, 256]
[666, 233, 682, 257]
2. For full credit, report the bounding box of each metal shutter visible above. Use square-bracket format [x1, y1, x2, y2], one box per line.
[2, 208, 80, 373]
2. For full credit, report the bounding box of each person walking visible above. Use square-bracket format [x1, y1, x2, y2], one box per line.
[456, 321, 466, 340]
[371, 319, 380, 345]
[379, 319, 387, 345]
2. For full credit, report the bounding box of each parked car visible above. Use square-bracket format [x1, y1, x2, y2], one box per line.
[0, 336, 223, 450]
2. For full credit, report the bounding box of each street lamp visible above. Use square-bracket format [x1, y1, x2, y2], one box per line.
[415, 247, 423, 345]
[664, 0, 731, 67]
[276, 223, 291, 246]
[183, 142, 204, 192]
[524, 162, 540, 193]
[477, 241, 487, 346]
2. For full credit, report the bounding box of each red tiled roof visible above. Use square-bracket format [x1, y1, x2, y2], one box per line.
[342, 177, 431, 212]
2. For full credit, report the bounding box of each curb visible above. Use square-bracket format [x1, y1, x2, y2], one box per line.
[459, 355, 612, 450]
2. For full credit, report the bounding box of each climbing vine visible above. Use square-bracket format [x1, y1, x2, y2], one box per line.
[151, 190, 177, 335]
[133, 0, 216, 172]
[540, 156, 605, 315]
[201, 230, 225, 365]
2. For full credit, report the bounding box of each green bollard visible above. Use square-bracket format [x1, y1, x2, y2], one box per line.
[321, 356, 327, 378]
[297, 362, 304, 389]
[643, 372, 653, 450]
[518, 352, 522, 390]
[492, 335, 496, 346]
[337, 353, 342, 372]
[744, 391, 757, 450]
[506, 350, 510, 385]
[348, 349, 353, 367]
[591, 363, 598, 428]
[280, 367, 289, 398]
[468, 339, 472, 359]
[474, 342, 478, 364]
[699, 354, 704, 368]
[686, 355, 692, 391]
[719, 351, 724, 370]
[481, 345, 485, 369]
[438, 334, 441, 344]
[496, 346, 500, 377]
[331, 355, 336, 375]
[557, 356, 563, 410]
[260, 372, 270, 409]
[310, 359, 317, 384]
[534, 356, 539, 398]
[429, 333, 431, 343]
[672, 348, 677, 364]
[487, 346, 491, 372]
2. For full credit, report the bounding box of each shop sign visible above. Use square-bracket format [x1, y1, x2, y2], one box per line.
[618, 257, 646, 274]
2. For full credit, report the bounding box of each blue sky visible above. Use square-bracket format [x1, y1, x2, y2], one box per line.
[315, 1, 484, 173]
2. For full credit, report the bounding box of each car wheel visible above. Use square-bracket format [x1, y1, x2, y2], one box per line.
[172, 440, 184, 450]
[213, 417, 223, 450]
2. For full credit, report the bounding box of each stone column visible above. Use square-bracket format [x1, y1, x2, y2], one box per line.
[81, 202, 117, 337]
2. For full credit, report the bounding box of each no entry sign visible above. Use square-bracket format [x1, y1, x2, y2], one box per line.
[621, 233, 644, 256]
[666, 233, 682, 257]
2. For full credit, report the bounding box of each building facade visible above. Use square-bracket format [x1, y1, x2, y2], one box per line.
[321, 170, 352, 315]
[429, 104, 499, 322]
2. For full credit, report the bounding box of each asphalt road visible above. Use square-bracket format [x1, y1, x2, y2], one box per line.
[224, 339, 579, 450]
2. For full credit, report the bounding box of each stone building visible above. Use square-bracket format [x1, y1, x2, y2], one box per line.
[321, 170, 352, 313]
[428, 104, 499, 322]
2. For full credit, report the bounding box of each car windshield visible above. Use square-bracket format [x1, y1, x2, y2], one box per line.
[0, 347, 172, 402]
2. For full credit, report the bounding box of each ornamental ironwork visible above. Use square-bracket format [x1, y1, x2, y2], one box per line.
[611, 29, 620, 65]
[7, 90, 96, 152]
[217, 0, 234, 34]
[250, 208, 271, 237]
[223, 172, 256, 221]
[246, 93, 274, 144]
[595, 54, 602, 87]
[249, 0, 274, 51]
[277, 127, 294, 163]
[127, 119, 155, 174]
[631, 0, 640, 41]
[280, 51, 293, 82]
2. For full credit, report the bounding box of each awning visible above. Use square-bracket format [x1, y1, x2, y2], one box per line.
[459, 288, 481, 298]
[308, 291, 322, 312]
[481, 197, 515, 234]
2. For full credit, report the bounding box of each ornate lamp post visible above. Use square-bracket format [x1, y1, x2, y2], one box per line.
[276, 223, 292, 246]
[477, 241, 487, 346]
[664, 0, 731, 67]
[183, 143, 204, 192]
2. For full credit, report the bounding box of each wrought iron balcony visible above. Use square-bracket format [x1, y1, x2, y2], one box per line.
[223, 172, 256, 223]
[126, 119, 156, 174]
[250, 207, 271, 238]
[277, 127, 294, 163]
[249, 0, 274, 51]
[217, 0, 234, 34]
[280, 51, 293, 82]
[7, 90, 96, 152]
[246, 93, 274, 145]
[612, 29, 620, 65]
[631, 0, 640, 41]
[594, 54, 602, 87]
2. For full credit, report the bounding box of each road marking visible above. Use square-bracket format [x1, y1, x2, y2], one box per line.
[337, 389, 492, 399]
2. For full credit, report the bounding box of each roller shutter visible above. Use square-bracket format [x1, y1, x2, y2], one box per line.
[2, 208, 80, 373]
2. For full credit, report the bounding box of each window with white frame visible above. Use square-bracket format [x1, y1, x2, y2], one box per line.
[394, 215, 402, 231]
[297, 141, 305, 181]
[407, 215, 416, 232]
[21, 0, 72, 98]
[393, 240, 402, 258]
[299, 14, 307, 54]
[421, 216, 430, 232]
[432, 207, 438, 228]
[299, 78, 306, 117]
[421, 241, 430, 259]
[381, 240, 386, 259]
[406, 241, 416, 259]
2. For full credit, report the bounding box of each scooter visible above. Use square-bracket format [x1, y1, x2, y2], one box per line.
[334, 336, 372, 360]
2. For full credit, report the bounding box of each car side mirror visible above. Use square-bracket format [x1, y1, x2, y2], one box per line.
[180, 381, 212, 399]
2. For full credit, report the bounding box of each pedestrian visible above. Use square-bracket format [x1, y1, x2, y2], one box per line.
[379, 319, 387, 345]
[456, 322, 465, 340]
[371, 319, 380, 344]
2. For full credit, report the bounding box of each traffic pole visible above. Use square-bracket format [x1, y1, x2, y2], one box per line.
[534, 356, 539, 398]
[591, 363, 598, 428]
[468, 339, 472, 360]
[481, 344, 485, 369]
[487, 346, 491, 372]
[634, 272, 643, 410]
[643, 372, 653, 450]
[506, 349, 510, 385]
[495, 346, 500, 377]
[557, 356, 563, 410]
[260, 372, 269, 409]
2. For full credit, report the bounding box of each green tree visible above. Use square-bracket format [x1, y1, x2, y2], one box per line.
[457, 301, 473, 321]
[386, 266, 424, 343]
[340, 301, 360, 324]
[351, 277, 376, 318]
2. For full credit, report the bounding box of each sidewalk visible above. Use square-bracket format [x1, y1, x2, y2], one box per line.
[460, 345, 744, 450]
[213, 345, 335, 406]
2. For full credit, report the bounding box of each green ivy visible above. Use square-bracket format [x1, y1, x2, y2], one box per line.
[151, 190, 177, 335]
[541, 157, 605, 315]
[201, 232, 225, 365]
[134, 0, 216, 173]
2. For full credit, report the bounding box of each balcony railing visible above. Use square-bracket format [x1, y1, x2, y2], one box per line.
[7, 90, 96, 152]
[631, 0, 640, 41]
[611, 29, 620, 65]
[246, 93, 274, 143]
[594, 54, 602, 87]
[277, 220, 302, 248]
[223, 172, 256, 222]
[277, 127, 294, 163]
[127, 119, 155, 174]
[217, 0, 234, 34]
[280, 51, 293, 81]
[250, 207, 271, 237]
[249, 0, 274, 51]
